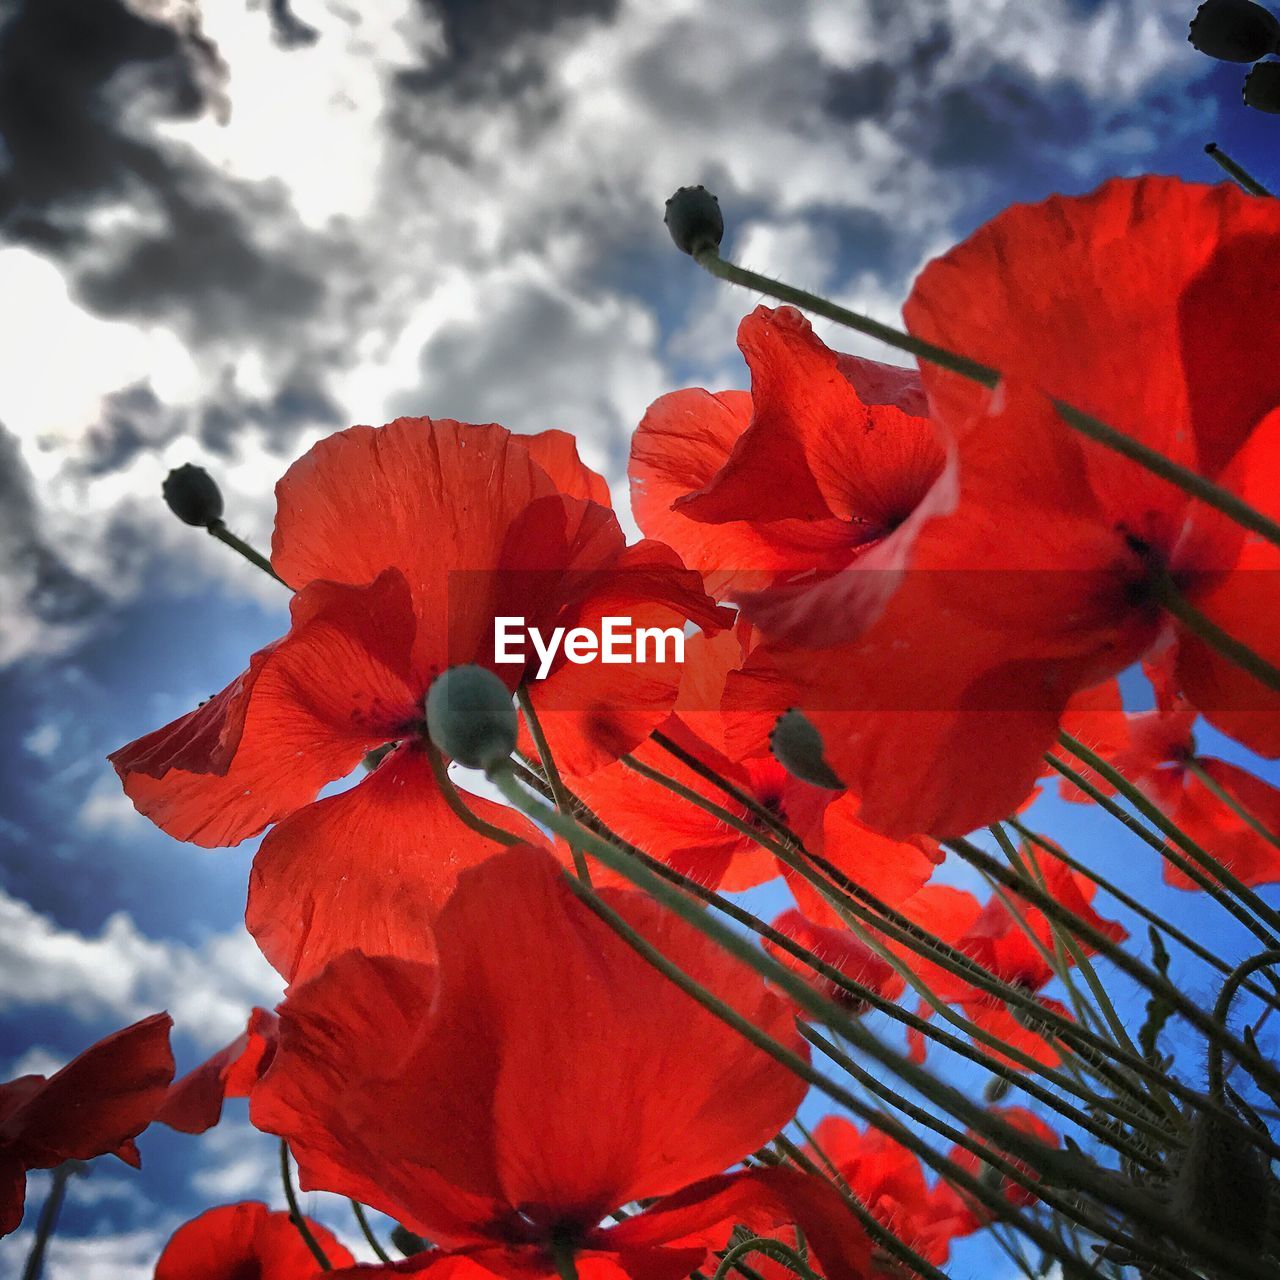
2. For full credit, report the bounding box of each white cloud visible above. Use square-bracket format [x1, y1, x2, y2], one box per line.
[0, 886, 282, 1047]
[23, 723, 62, 760]
[0, 0, 1209, 665]
[0, 1225, 173, 1280]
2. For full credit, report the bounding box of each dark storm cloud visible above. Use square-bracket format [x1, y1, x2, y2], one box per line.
[397, 0, 618, 98]
[0, 424, 103, 628]
[0, 0, 329, 342]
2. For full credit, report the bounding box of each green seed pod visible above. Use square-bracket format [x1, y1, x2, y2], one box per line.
[1189, 0, 1280, 61]
[1244, 59, 1280, 112]
[664, 185, 724, 256]
[1173, 1106, 1273, 1247]
[425, 665, 518, 772]
[769, 708, 844, 791]
[162, 464, 224, 527]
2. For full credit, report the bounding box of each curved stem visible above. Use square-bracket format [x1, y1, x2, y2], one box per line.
[1208, 950, 1280, 1102]
[280, 1139, 331, 1271]
[424, 737, 524, 846]
[207, 519, 287, 585]
[710, 1235, 817, 1280]
[350, 1201, 393, 1265]
[517, 687, 590, 884]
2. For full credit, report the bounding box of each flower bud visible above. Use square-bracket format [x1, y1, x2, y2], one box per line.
[664, 185, 724, 257]
[769, 709, 843, 791]
[162, 464, 224, 527]
[1173, 1107, 1272, 1247]
[1244, 59, 1280, 111]
[391, 1226, 428, 1257]
[1189, 0, 1280, 61]
[425, 665, 517, 772]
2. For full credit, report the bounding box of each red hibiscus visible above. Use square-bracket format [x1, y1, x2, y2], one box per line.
[630, 305, 944, 606]
[0, 1014, 173, 1236]
[803, 1117, 978, 1272]
[729, 178, 1280, 837]
[154, 1201, 354, 1278]
[158, 1008, 278, 1135]
[111, 419, 728, 985]
[251, 845, 870, 1280]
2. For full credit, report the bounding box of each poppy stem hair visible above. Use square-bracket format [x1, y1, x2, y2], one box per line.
[279, 1139, 332, 1271]
[1204, 142, 1275, 197]
[676, 196, 1280, 552]
[207, 520, 288, 586]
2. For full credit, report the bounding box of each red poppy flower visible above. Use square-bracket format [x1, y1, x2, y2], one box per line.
[762, 908, 900, 1015]
[727, 179, 1280, 838]
[1060, 651, 1280, 888]
[158, 1008, 278, 1135]
[630, 306, 945, 606]
[111, 420, 728, 985]
[154, 1201, 354, 1279]
[938, 1107, 1061, 1227]
[803, 1116, 978, 1272]
[251, 845, 870, 1280]
[0, 1013, 173, 1236]
[896, 851, 1125, 1070]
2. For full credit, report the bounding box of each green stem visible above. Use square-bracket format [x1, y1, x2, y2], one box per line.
[1205, 143, 1274, 197]
[1152, 573, 1280, 695]
[424, 736, 524, 846]
[208, 520, 287, 585]
[488, 762, 1280, 1274]
[1185, 755, 1280, 850]
[1057, 731, 1280, 942]
[710, 1235, 817, 1280]
[350, 1201, 393, 1265]
[1007, 817, 1274, 996]
[280, 1139, 331, 1271]
[946, 834, 1280, 1114]
[1044, 750, 1280, 950]
[1207, 951, 1280, 1102]
[550, 773, 1163, 1161]
[778, 1128, 951, 1280]
[629, 746, 1179, 1117]
[20, 1163, 78, 1280]
[691, 247, 1280, 551]
[517, 688, 591, 884]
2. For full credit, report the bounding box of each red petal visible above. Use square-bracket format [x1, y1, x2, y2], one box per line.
[606, 1167, 875, 1280]
[629, 387, 859, 598]
[272, 418, 559, 680]
[1, 1014, 173, 1172]
[111, 571, 420, 847]
[255, 847, 806, 1244]
[246, 744, 541, 985]
[524, 541, 732, 775]
[906, 176, 1280, 483]
[517, 429, 611, 507]
[677, 307, 943, 530]
[154, 1201, 355, 1279]
[158, 1008, 277, 1134]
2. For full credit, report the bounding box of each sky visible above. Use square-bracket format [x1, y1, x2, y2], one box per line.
[1, 0, 1279, 1275]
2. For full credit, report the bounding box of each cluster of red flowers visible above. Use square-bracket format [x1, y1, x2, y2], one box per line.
[8, 173, 1280, 1278]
